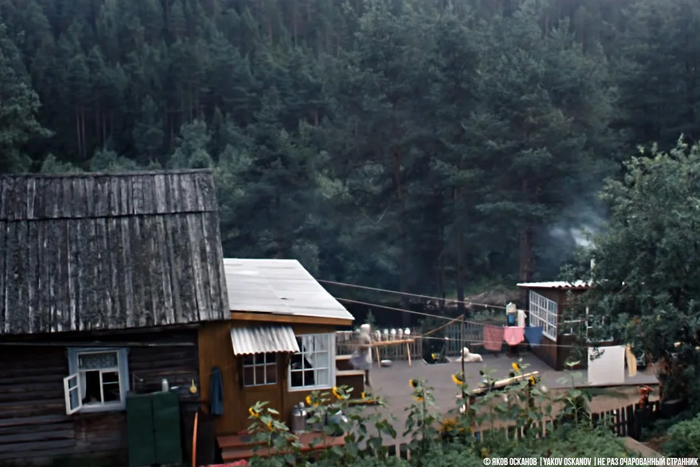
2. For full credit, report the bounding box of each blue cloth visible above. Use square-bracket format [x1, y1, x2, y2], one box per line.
[507, 314, 516, 326]
[210, 366, 224, 416]
[524, 326, 543, 347]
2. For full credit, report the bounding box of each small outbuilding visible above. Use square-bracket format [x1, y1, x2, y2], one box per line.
[516, 281, 593, 370]
[197, 258, 356, 461]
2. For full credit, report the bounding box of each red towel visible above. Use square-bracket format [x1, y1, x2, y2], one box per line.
[483, 325, 504, 352]
[504, 326, 525, 346]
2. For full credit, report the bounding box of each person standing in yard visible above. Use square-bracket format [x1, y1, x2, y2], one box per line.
[350, 324, 373, 387]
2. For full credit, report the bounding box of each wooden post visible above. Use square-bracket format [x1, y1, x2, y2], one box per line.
[192, 411, 199, 467]
[461, 316, 466, 389]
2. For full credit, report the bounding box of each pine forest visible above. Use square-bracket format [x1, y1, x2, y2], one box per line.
[0, 0, 697, 304]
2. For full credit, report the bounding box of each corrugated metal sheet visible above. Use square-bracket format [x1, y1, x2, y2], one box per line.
[516, 281, 592, 289]
[224, 258, 355, 322]
[230, 325, 300, 355]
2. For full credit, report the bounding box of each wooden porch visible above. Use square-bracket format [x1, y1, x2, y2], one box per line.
[216, 432, 345, 462]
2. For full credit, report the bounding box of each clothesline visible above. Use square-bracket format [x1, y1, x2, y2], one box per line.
[336, 298, 461, 321]
[418, 334, 585, 349]
[336, 297, 527, 330]
[322, 279, 527, 312]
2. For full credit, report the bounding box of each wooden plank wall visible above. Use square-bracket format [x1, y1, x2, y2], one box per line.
[198, 320, 337, 436]
[0, 171, 229, 336]
[0, 329, 199, 464]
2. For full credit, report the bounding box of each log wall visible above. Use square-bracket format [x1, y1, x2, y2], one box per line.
[0, 328, 199, 464]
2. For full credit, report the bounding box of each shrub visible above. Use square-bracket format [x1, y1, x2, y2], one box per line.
[662, 412, 700, 457]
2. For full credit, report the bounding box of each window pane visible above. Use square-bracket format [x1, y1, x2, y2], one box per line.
[266, 364, 277, 384]
[102, 371, 120, 403]
[303, 370, 314, 387]
[79, 352, 118, 370]
[102, 371, 119, 384]
[243, 366, 255, 386]
[243, 355, 254, 366]
[315, 369, 329, 386]
[314, 351, 329, 369]
[254, 354, 266, 365]
[255, 366, 265, 384]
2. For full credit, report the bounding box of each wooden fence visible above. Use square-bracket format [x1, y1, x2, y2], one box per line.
[385, 400, 662, 459]
[336, 320, 497, 361]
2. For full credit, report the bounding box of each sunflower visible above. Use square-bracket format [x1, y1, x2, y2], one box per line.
[248, 406, 259, 418]
[414, 395, 424, 402]
[361, 392, 366, 400]
[266, 421, 274, 431]
[528, 376, 536, 387]
[332, 387, 341, 399]
[511, 362, 520, 372]
[451, 373, 464, 386]
[409, 379, 419, 389]
[305, 395, 312, 406]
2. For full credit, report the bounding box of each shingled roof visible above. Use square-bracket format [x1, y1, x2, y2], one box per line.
[0, 170, 229, 335]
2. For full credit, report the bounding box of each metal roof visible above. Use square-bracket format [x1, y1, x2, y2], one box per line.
[230, 325, 300, 355]
[516, 281, 592, 290]
[224, 258, 355, 322]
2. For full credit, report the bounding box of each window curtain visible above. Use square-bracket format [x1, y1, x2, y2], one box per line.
[301, 335, 315, 367]
[300, 334, 332, 386]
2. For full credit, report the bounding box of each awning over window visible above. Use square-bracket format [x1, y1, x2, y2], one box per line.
[230, 325, 300, 356]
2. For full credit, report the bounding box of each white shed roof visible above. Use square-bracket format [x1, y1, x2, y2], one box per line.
[223, 258, 355, 322]
[516, 281, 592, 289]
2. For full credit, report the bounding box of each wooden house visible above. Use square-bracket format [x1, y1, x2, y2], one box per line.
[0, 172, 358, 465]
[199, 258, 356, 462]
[0, 171, 230, 464]
[516, 281, 593, 371]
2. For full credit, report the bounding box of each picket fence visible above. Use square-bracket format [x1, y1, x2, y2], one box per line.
[385, 400, 662, 459]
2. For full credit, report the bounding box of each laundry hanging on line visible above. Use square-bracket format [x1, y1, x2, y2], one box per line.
[504, 326, 525, 346]
[625, 345, 637, 378]
[482, 325, 505, 352]
[588, 345, 625, 385]
[524, 326, 543, 347]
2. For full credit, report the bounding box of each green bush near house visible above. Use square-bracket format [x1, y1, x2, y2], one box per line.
[662, 412, 700, 457]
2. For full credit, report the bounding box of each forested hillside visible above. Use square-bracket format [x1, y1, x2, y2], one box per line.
[0, 0, 698, 302]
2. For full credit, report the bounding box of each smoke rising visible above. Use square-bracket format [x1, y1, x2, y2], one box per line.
[536, 202, 606, 278]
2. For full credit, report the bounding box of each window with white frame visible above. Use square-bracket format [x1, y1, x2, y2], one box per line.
[528, 290, 558, 340]
[289, 333, 334, 391]
[242, 353, 277, 387]
[64, 348, 129, 415]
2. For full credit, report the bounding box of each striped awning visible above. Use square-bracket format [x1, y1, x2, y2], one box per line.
[230, 325, 300, 356]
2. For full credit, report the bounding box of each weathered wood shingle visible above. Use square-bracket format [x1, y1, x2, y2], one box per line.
[0, 170, 229, 335]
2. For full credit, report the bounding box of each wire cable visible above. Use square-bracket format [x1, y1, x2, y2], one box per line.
[320, 279, 519, 311]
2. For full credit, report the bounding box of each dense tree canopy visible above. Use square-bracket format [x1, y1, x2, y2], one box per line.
[0, 0, 697, 302]
[564, 140, 700, 403]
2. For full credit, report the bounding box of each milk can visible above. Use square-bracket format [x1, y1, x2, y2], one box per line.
[326, 409, 347, 437]
[291, 403, 307, 435]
